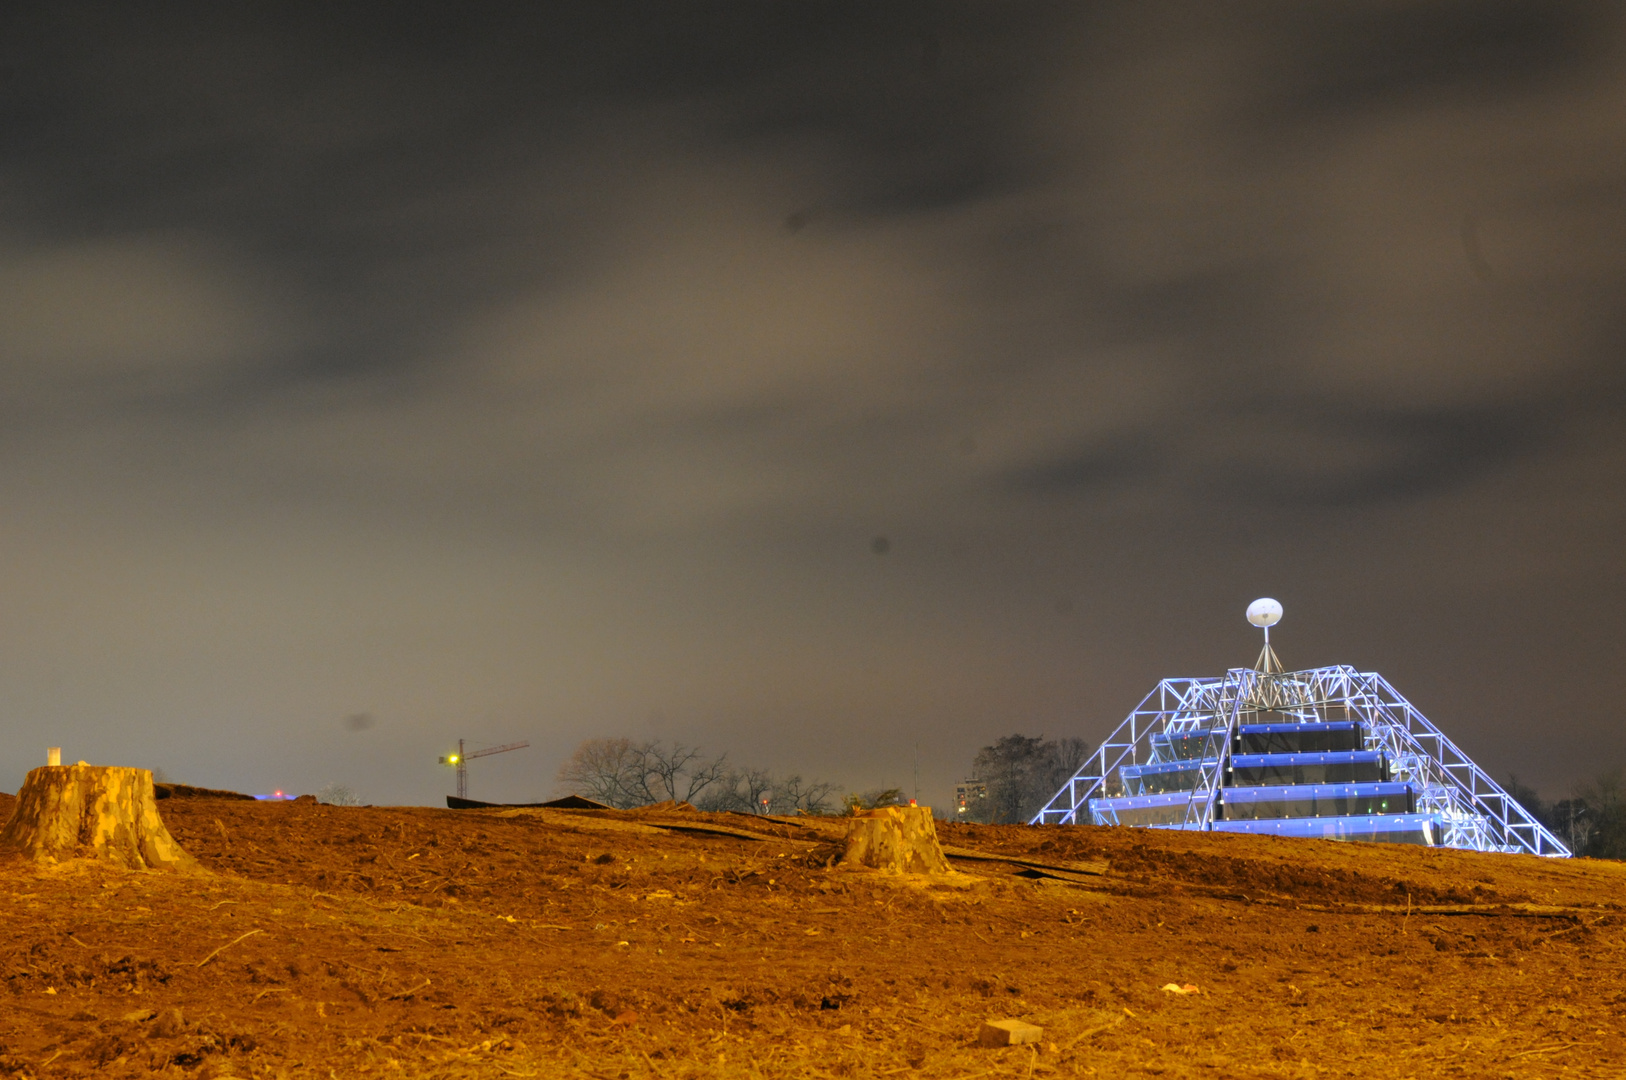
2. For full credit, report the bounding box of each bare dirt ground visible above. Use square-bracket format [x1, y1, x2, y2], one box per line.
[3, 789, 1625, 1079]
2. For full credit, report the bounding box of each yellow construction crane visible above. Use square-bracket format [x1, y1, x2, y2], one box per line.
[438, 738, 528, 800]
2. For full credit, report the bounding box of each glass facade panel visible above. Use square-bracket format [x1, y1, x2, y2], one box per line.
[1119, 758, 1219, 795]
[1236, 721, 1363, 754]
[1089, 792, 1195, 827]
[1211, 814, 1438, 846]
[1149, 728, 1228, 762]
[1229, 750, 1386, 786]
[1220, 782, 1414, 820]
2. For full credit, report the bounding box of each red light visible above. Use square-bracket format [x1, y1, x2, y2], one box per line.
[274, 790, 283, 798]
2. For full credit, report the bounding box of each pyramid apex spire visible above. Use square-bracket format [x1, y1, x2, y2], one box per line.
[1247, 598, 1283, 673]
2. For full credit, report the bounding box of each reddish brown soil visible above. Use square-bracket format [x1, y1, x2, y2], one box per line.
[3, 789, 1625, 1078]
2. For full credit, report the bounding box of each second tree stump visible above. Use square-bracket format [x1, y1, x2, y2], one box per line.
[840, 805, 950, 874]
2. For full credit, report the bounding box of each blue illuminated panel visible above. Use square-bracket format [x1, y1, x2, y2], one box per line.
[1211, 813, 1438, 845]
[1219, 782, 1413, 820]
[1088, 791, 1195, 827]
[1230, 750, 1386, 786]
[1236, 721, 1363, 754]
[1119, 758, 1220, 795]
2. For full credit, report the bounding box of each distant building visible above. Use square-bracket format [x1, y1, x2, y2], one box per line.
[955, 778, 988, 817]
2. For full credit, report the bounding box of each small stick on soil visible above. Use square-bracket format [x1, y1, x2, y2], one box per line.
[388, 977, 432, 1000]
[209, 900, 238, 911]
[1506, 1041, 1599, 1059]
[1539, 924, 1588, 942]
[251, 987, 290, 1004]
[898, 1014, 959, 1039]
[1060, 1015, 1125, 1050]
[196, 928, 265, 967]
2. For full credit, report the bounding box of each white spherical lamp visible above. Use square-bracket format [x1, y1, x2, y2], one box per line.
[1246, 597, 1282, 628]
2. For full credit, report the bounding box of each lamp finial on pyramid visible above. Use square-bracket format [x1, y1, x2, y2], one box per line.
[1247, 597, 1283, 674]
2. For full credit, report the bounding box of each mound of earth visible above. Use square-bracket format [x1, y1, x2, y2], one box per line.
[1, 790, 1623, 1078]
[152, 784, 255, 802]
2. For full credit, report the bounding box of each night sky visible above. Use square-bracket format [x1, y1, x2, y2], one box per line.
[1, 2, 1622, 809]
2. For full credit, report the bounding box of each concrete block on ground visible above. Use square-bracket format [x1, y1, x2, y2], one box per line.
[979, 1018, 1043, 1047]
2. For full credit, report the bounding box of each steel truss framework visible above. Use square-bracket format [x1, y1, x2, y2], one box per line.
[1030, 664, 1570, 857]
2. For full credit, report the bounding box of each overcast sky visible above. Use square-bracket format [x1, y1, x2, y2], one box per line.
[1, 2, 1622, 808]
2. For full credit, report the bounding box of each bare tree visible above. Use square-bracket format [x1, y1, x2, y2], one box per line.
[636, 742, 729, 804]
[774, 774, 840, 815]
[843, 787, 906, 814]
[317, 783, 362, 806]
[696, 767, 771, 813]
[557, 738, 729, 808]
[1577, 769, 1626, 858]
[741, 768, 776, 812]
[698, 769, 841, 815]
[971, 734, 1094, 824]
[1039, 737, 1091, 806]
[556, 737, 647, 809]
[973, 735, 1046, 824]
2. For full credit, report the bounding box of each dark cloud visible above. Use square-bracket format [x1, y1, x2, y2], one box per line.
[1277, 1, 1602, 115]
[1004, 437, 1164, 497]
[1235, 402, 1542, 508]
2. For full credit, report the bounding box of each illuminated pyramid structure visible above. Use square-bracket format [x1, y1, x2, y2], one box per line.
[1031, 600, 1569, 856]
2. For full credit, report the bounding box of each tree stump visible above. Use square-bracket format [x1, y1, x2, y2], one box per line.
[839, 806, 950, 874]
[0, 763, 198, 870]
